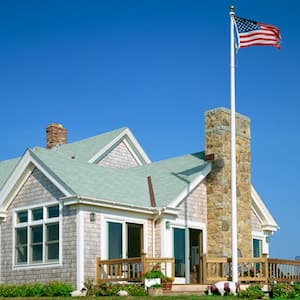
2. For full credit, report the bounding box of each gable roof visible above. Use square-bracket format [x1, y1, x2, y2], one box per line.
[0, 126, 277, 232]
[0, 157, 20, 191]
[30, 147, 211, 209]
[53, 127, 151, 165]
[251, 186, 279, 232]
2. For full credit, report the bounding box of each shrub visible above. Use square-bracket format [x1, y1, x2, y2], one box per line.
[95, 282, 146, 297]
[144, 269, 165, 279]
[84, 277, 96, 296]
[0, 282, 72, 297]
[238, 285, 265, 299]
[270, 282, 300, 299]
[125, 284, 147, 296]
[41, 281, 73, 297]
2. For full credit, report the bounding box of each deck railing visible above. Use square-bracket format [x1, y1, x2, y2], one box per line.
[96, 255, 300, 285]
[203, 254, 300, 284]
[96, 255, 175, 285]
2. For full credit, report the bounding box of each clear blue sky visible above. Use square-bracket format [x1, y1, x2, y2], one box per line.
[0, 0, 299, 259]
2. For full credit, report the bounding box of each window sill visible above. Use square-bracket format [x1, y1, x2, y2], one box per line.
[13, 261, 62, 270]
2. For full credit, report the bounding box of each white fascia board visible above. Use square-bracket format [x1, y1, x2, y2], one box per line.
[0, 150, 72, 212]
[61, 195, 158, 215]
[62, 196, 179, 217]
[0, 150, 35, 211]
[251, 185, 279, 232]
[167, 163, 211, 208]
[88, 128, 151, 165]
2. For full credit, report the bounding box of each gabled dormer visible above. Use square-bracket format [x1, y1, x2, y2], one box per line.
[49, 125, 151, 168]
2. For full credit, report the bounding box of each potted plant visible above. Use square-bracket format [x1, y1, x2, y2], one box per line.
[144, 269, 164, 289]
[162, 276, 174, 291]
[147, 283, 163, 296]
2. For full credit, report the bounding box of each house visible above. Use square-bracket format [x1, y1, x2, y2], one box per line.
[0, 107, 278, 289]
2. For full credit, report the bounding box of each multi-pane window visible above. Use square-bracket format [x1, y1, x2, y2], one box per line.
[14, 205, 60, 266]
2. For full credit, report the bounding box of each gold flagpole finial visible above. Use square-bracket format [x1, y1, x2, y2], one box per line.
[230, 5, 235, 12]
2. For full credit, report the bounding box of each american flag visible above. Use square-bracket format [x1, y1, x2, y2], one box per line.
[233, 16, 281, 49]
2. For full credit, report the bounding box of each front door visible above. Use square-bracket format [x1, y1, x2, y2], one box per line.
[173, 227, 203, 283]
[127, 223, 143, 258]
[189, 228, 203, 283]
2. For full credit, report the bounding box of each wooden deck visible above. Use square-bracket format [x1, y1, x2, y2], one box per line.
[96, 254, 300, 285]
[95, 255, 174, 285]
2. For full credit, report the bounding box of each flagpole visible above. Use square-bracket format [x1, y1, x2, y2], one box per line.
[229, 5, 238, 283]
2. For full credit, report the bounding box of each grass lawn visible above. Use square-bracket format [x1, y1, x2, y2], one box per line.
[0, 297, 242, 300]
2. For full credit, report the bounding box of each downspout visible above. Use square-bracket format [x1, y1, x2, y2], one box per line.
[147, 176, 160, 258]
[152, 210, 162, 258]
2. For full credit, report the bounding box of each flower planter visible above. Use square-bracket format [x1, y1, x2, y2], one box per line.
[148, 287, 163, 296]
[145, 278, 161, 288]
[162, 282, 173, 290]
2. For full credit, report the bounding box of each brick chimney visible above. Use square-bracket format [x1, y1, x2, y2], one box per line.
[205, 108, 252, 258]
[46, 123, 67, 149]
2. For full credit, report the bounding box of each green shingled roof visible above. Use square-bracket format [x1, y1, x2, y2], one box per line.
[54, 127, 127, 161]
[30, 147, 209, 208]
[0, 127, 210, 209]
[0, 157, 20, 191]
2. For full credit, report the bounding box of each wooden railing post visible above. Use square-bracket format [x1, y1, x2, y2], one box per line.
[202, 253, 207, 284]
[96, 257, 101, 286]
[141, 253, 146, 282]
[262, 253, 268, 284]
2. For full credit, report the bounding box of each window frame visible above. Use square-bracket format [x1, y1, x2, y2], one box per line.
[103, 215, 147, 260]
[252, 238, 263, 258]
[13, 203, 61, 268]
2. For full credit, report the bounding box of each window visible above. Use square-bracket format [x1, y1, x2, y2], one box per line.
[107, 221, 144, 260]
[14, 204, 60, 266]
[174, 228, 185, 277]
[253, 239, 262, 258]
[108, 222, 122, 259]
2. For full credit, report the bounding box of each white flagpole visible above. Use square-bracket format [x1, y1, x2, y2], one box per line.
[229, 5, 238, 283]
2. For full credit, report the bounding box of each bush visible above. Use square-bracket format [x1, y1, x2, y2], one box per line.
[95, 282, 146, 297]
[238, 285, 265, 299]
[0, 282, 73, 297]
[42, 282, 73, 297]
[270, 282, 300, 299]
[144, 269, 165, 279]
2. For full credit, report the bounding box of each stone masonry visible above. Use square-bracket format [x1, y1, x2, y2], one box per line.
[205, 107, 252, 258]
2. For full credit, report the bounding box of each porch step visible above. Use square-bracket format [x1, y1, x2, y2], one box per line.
[163, 284, 208, 295]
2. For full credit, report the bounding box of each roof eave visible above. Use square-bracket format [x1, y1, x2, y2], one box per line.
[167, 162, 212, 208]
[61, 195, 159, 215]
[251, 185, 279, 232]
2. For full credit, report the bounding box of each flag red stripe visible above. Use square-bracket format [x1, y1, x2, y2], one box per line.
[234, 16, 281, 49]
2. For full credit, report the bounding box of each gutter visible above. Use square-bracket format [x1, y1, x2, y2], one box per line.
[61, 195, 179, 215]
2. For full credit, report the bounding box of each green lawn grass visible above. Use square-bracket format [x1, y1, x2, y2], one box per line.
[0, 296, 240, 300]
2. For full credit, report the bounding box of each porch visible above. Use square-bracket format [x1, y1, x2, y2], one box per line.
[96, 254, 300, 285]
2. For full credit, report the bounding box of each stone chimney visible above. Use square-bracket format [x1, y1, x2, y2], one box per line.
[205, 108, 252, 258]
[46, 123, 67, 149]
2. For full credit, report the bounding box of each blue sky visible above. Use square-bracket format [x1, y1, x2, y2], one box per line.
[0, 0, 299, 259]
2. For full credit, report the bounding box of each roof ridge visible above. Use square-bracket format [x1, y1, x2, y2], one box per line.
[61, 126, 128, 148]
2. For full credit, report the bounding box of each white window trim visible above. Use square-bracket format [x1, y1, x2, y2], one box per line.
[163, 220, 207, 284]
[252, 231, 268, 256]
[102, 213, 148, 260]
[12, 201, 62, 269]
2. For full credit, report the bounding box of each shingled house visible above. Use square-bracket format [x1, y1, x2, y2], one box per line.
[0, 108, 278, 289]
